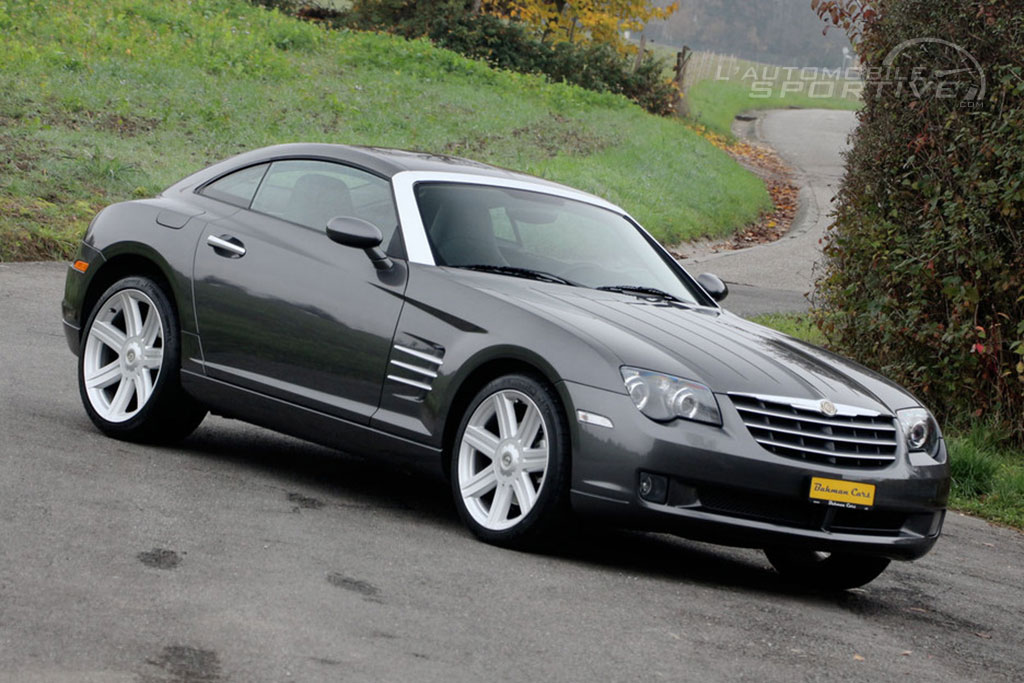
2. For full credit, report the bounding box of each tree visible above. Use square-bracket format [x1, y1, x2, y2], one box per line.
[482, 0, 678, 53]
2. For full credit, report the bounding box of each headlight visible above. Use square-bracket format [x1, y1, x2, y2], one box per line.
[896, 407, 941, 457]
[621, 367, 721, 425]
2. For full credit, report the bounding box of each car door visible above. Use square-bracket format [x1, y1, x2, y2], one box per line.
[192, 159, 407, 424]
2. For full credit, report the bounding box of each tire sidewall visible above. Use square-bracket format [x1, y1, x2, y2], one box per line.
[450, 373, 571, 546]
[78, 276, 182, 438]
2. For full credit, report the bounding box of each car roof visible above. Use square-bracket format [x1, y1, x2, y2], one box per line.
[165, 143, 598, 201]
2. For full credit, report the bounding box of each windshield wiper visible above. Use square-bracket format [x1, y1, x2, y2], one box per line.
[456, 264, 578, 286]
[597, 285, 686, 303]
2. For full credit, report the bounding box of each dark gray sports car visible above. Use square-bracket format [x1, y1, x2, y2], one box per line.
[62, 144, 949, 589]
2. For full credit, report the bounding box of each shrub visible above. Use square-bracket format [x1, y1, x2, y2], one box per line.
[812, 1, 1024, 441]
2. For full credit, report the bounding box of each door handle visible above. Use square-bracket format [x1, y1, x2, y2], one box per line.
[207, 234, 246, 258]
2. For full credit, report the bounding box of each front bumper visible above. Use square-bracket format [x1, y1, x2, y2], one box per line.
[561, 380, 949, 561]
[61, 242, 104, 356]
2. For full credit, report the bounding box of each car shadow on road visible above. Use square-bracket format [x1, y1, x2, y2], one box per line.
[178, 417, 460, 522]
[174, 418, 922, 611]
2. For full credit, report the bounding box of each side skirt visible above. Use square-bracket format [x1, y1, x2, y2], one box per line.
[181, 370, 446, 479]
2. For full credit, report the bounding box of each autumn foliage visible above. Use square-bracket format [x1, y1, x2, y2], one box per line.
[812, 0, 1024, 440]
[481, 0, 677, 54]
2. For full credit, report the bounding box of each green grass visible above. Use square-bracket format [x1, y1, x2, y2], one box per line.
[0, 0, 770, 261]
[748, 313, 825, 346]
[948, 427, 1024, 529]
[689, 79, 861, 138]
[751, 313, 1024, 529]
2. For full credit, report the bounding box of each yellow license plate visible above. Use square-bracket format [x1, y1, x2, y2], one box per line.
[809, 477, 875, 509]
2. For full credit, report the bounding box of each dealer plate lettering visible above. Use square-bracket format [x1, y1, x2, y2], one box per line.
[809, 477, 875, 510]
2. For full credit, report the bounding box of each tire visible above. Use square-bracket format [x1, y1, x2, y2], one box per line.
[78, 275, 206, 443]
[764, 548, 891, 590]
[451, 374, 571, 548]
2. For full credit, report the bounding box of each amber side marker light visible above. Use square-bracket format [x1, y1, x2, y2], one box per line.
[71, 260, 90, 273]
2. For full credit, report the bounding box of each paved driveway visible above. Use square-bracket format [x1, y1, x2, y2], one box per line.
[683, 109, 859, 316]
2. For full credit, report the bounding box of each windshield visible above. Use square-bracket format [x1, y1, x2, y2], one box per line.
[415, 182, 702, 304]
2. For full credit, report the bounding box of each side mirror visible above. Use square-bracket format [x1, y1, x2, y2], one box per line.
[697, 272, 729, 302]
[326, 216, 392, 270]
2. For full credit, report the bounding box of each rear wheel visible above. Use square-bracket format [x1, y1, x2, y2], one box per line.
[451, 374, 570, 548]
[78, 276, 206, 443]
[764, 548, 891, 590]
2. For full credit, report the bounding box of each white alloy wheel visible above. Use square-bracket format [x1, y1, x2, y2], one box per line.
[457, 389, 550, 531]
[82, 288, 165, 423]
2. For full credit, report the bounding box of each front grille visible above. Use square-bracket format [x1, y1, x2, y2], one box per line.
[730, 394, 898, 468]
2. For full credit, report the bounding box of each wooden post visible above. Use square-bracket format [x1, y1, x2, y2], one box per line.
[673, 46, 693, 117]
[632, 33, 647, 73]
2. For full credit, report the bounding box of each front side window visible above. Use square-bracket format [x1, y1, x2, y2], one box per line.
[199, 163, 269, 208]
[416, 182, 700, 304]
[250, 160, 399, 244]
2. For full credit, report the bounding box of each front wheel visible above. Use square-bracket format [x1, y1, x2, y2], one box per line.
[764, 548, 891, 590]
[451, 374, 571, 548]
[78, 276, 206, 443]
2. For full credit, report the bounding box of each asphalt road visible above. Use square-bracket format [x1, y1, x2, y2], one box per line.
[2, 268, 1024, 683]
[2, 109, 1023, 681]
[683, 108, 860, 317]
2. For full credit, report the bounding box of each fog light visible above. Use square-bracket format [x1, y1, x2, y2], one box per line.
[638, 472, 668, 504]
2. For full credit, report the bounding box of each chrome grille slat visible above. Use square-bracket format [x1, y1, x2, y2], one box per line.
[389, 359, 439, 378]
[730, 404, 896, 431]
[730, 394, 898, 469]
[751, 439, 896, 461]
[387, 374, 432, 391]
[393, 344, 443, 365]
[745, 422, 898, 447]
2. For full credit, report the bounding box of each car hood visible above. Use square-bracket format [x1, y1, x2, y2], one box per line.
[476, 280, 920, 414]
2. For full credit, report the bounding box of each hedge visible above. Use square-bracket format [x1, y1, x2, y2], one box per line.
[813, 0, 1024, 441]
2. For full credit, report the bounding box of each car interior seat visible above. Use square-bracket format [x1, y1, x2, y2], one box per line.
[429, 199, 507, 267]
[286, 174, 354, 230]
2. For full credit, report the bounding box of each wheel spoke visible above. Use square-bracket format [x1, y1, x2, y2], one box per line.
[463, 424, 499, 458]
[121, 292, 144, 337]
[521, 448, 548, 473]
[493, 393, 517, 439]
[487, 482, 513, 525]
[516, 403, 542, 447]
[460, 466, 498, 499]
[511, 471, 537, 513]
[86, 360, 122, 390]
[140, 306, 161, 346]
[142, 346, 164, 370]
[108, 377, 136, 416]
[91, 320, 127, 352]
[133, 371, 154, 407]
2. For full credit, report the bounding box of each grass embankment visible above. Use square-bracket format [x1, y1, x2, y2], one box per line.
[0, 0, 770, 261]
[752, 313, 1024, 529]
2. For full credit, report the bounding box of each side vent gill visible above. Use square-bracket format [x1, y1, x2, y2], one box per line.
[387, 335, 445, 401]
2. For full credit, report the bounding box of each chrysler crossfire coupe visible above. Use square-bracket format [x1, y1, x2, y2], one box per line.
[62, 144, 950, 589]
